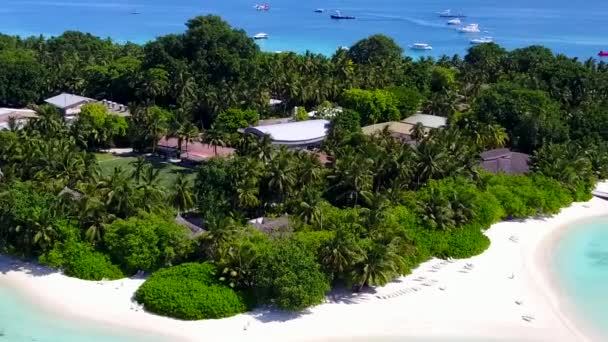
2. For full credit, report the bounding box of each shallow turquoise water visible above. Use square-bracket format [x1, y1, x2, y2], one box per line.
[553, 217, 608, 339]
[0, 282, 161, 342]
[1, 0, 608, 59]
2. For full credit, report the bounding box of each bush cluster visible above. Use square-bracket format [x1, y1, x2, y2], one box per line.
[39, 240, 124, 281]
[135, 263, 247, 320]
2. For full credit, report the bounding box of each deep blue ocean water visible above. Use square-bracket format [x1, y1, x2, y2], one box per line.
[554, 217, 608, 340]
[0, 282, 161, 342]
[1, 0, 608, 59]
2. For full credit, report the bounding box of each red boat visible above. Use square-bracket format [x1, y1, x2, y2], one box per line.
[599, 51, 608, 57]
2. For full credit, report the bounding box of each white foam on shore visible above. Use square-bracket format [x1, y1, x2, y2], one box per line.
[3, 187, 608, 342]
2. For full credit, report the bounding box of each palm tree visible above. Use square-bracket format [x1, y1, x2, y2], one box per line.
[320, 228, 364, 278]
[205, 129, 226, 157]
[171, 174, 194, 213]
[201, 216, 239, 260]
[410, 122, 426, 141]
[264, 147, 295, 202]
[480, 124, 509, 149]
[130, 156, 148, 184]
[180, 122, 199, 160]
[328, 150, 374, 207]
[7, 117, 19, 132]
[351, 238, 405, 292]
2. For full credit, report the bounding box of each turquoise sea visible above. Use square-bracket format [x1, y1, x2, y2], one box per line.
[553, 217, 608, 340]
[0, 281, 161, 342]
[1, 0, 608, 59]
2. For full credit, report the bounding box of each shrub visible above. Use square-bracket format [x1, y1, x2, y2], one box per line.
[256, 240, 330, 310]
[294, 106, 309, 121]
[443, 224, 491, 258]
[39, 240, 123, 281]
[213, 108, 259, 132]
[135, 263, 247, 320]
[104, 213, 193, 274]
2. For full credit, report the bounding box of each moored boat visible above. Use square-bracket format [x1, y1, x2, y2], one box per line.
[470, 37, 494, 44]
[253, 32, 269, 39]
[599, 51, 608, 57]
[330, 11, 355, 19]
[459, 23, 480, 33]
[314, 8, 324, 13]
[447, 18, 461, 25]
[254, 4, 270, 11]
[410, 43, 433, 51]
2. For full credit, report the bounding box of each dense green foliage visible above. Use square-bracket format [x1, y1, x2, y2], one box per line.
[255, 240, 330, 310]
[104, 213, 194, 274]
[40, 238, 124, 280]
[135, 263, 247, 320]
[0, 15, 606, 319]
[341, 89, 401, 125]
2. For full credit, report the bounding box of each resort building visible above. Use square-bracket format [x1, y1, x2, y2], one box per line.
[362, 121, 416, 141]
[243, 119, 331, 149]
[248, 216, 290, 234]
[0, 108, 37, 130]
[401, 113, 447, 129]
[479, 148, 530, 175]
[45, 93, 96, 116]
[44, 93, 130, 118]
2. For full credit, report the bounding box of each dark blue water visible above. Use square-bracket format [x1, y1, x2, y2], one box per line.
[1, 0, 608, 59]
[554, 217, 608, 340]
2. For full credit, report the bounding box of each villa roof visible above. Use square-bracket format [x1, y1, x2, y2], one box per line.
[0, 108, 37, 124]
[244, 119, 330, 146]
[45, 93, 94, 109]
[480, 148, 530, 175]
[248, 216, 290, 233]
[401, 113, 447, 129]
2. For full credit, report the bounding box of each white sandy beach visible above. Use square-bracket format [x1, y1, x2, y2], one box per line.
[3, 192, 608, 342]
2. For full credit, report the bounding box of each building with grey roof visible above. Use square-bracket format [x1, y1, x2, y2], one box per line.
[45, 93, 95, 116]
[45, 93, 130, 117]
[401, 113, 447, 129]
[480, 148, 530, 175]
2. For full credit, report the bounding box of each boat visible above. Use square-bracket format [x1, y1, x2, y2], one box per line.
[314, 8, 324, 13]
[459, 24, 480, 33]
[253, 33, 269, 40]
[254, 4, 270, 11]
[599, 51, 608, 57]
[438, 9, 466, 18]
[330, 11, 355, 19]
[410, 43, 433, 51]
[470, 37, 494, 44]
[447, 18, 461, 25]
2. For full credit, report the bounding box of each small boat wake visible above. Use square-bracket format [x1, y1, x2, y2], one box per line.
[361, 13, 447, 29]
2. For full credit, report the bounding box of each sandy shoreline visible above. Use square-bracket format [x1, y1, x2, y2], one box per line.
[2, 194, 608, 342]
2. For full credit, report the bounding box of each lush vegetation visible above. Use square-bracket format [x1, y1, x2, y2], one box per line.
[1, 15, 607, 320]
[135, 263, 247, 320]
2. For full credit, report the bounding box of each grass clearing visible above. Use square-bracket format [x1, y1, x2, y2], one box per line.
[94, 153, 196, 188]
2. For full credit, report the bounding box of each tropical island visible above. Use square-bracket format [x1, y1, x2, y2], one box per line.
[0, 14, 607, 342]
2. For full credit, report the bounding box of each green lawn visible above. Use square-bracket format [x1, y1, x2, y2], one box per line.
[94, 153, 196, 188]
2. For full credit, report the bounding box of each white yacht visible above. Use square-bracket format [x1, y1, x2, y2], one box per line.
[459, 24, 480, 33]
[447, 18, 461, 25]
[470, 36, 494, 44]
[410, 43, 433, 50]
[253, 32, 269, 39]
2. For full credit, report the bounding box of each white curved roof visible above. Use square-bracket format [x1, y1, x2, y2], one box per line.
[245, 119, 330, 145]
